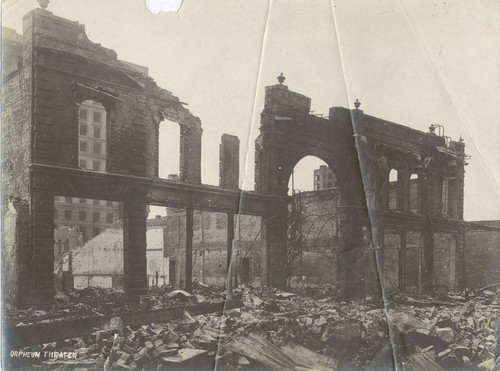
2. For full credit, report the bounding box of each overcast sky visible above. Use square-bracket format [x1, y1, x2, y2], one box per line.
[3, 0, 499, 221]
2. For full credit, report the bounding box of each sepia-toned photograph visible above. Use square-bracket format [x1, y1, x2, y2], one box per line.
[2, 0, 499, 369]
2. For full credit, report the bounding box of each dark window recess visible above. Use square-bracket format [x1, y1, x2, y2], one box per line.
[106, 213, 113, 223]
[79, 108, 88, 121]
[79, 123, 87, 135]
[64, 210, 72, 220]
[79, 211, 86, 221]
[80, 140, 88, 152]
[93, 212, 100, 222]
[93, 111, 102, 123]
[93, 142, 102, 154]
[92, 227, 100, 237]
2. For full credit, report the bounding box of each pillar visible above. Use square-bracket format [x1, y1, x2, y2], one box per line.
[399, 170, 410, 211]
[123, 192, 148, 301]
[372, 227, 384, 297]
[338, 207, 364, 299]
[30, 190, 55, 307]
[398, 231, 407, 291]
[226, 213, 234, 295]
[185, 207, 194, 292]
[422, 223, 434, 294]
[261, 203, 288, 288]
[219, 135, 240, 189]
[180, 125, 202, 184]
[455, 229, 466, 291]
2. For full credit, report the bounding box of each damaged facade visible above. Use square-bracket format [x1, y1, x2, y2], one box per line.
[2, 5, 492, 309]
[1, 7, 278, 309]
[2, 4, 500, 370]
[254, 80, 468, 297]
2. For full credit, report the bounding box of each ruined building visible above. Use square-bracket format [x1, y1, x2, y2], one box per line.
[313, 165, 337, 190]
[3, 6, 484, 311]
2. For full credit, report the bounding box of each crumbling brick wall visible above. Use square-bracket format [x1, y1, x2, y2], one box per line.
[465, 224, 500, 288]
[219, 134, 240, 189]
[433, 233, 456, 291]
[1, 54, 31, 201]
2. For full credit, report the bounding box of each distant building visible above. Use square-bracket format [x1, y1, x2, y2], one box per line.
[54, 197, 122, 241]
[53, 99, 121, 241]
[313, 165, 337, 190]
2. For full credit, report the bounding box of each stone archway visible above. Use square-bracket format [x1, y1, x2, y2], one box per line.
[255, 81, 367, 297]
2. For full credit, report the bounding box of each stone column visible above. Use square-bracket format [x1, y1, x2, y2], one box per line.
[372, 226, 384, 297]
[399, 170, 410, 211]
[226, 212, 235, 295]
[261, 203, 288, 289]
[31, 190, 55, 307]
[123, 192, 148, 301]
[454, 229, 466, 291]
[180, 125, 202, 184]
[185, 207, 194, 292]
[339, 207, 364, 299]
[422, 223, 435, 294]
[398, 231, 407, 291]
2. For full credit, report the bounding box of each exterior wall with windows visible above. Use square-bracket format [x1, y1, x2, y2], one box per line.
[159, 209, 264, 286]
[78, 100, 107, 172]
[54, 197, 122, 241]
[313, 165, 336, 190]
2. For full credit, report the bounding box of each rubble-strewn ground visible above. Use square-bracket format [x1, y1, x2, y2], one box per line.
[5, 282, 500, 370]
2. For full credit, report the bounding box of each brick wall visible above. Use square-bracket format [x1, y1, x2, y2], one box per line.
[383, 231, 400, 291]
[465, 226, 500, 288]
[1, 66, 31, 201]
[14, 8, 202, 180]
[219, 134, 239, 189]
[433, 233, 456, 291]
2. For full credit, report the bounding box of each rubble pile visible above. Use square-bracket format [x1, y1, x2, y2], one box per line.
[9, 284, 500, 370]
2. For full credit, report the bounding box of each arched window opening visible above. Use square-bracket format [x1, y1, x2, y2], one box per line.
[389, 168, 398, 182]
[79, 100, 107, 172]
[409, 173, 419, 213]
[388, 169, 399, 210]
[158, 120, 181, 179]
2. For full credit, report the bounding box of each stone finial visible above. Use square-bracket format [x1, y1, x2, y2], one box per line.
[429, 124, 436, 134]
[277, 73, 286, 85]
[354, 99, 361, 110]
[38, 0, 49, 9]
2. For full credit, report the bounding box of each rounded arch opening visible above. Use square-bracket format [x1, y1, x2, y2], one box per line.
[286, 155, 341, 283]
[287, 156, 337, 196]
[158, 119, 181, 180]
